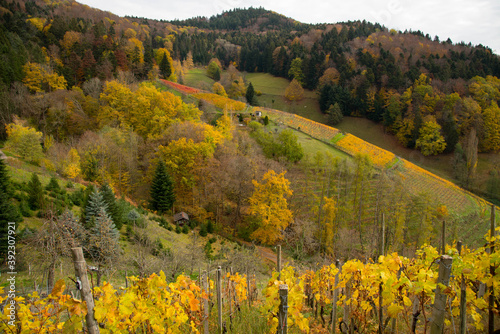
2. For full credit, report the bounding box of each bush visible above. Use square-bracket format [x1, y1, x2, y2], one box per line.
[209, 237, 217, 244]
[199, 223, 208, 237]
[19, 200, 32, 217]
[182, 225, 189, 234]
[70, 188, 85, 207]
[175, 225, 181, 234]
[66, 181, 74, 188]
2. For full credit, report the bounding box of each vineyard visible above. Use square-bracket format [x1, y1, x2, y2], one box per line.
[257, 106, 497, 216]
[3, 226, 500, 333]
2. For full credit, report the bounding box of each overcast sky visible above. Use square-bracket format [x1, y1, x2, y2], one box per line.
[78, 0, 500, 54]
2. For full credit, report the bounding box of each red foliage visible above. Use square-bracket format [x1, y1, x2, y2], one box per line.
[160, 80, 200, 94]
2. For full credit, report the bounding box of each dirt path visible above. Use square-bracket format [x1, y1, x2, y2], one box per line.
[0, 149, 6, 160]
[239, 240, 277, 265]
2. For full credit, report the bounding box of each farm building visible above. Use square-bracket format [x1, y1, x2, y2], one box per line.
[173, 212, 189, 226]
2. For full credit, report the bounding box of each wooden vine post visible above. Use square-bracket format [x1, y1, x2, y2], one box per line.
[71, 247, 99, 334]
[278, 284, 288, 334]
[331, 260, 340, 334]
[217, 266, 222, 334]
[489, 204, 496, 334]
[430, 255, 453, 334]
[277, 245, 282, 280]
[203, 271, 209, 334]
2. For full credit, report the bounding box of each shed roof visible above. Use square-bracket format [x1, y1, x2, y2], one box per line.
[174, 212, 189, 222]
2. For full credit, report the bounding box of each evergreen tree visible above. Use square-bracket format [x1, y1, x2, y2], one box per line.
[150, 160, 175, 214]
[327, 103, 344, 125]
[85, 188, 108, 229]
[159, 52, 172, 78]
[88, 207, 120, 285]
[27, 172, 44, 210]
[0, 159, 21, 260]
[100, 183, 123, 230]
[246, 82, 256, 105]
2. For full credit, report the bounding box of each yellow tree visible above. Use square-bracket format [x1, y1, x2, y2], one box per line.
[249, 170, 293, 244]
[416, 117, 446, 156]
[285, 79, 304, 101]
[481, 101, 500, 152]
[5, 121, 44, 163]
[22, 62, 67, 93]
[319, 197, 337, 256]
[63, 148, 81, 179]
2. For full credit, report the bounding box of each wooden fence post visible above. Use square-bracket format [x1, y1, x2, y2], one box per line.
[331, 260, 340, 334]
[430, 255, 453, 334]
[457, 240, 466, 334]
[71, 247, 99, 334]
[277, 245, 282, 280]
[217, 266, 222, 334]
[489, 204, 496, 334]
[441, 219, 446, 255]
[203, 271, 209, 334]
[278, 284, 288, 334]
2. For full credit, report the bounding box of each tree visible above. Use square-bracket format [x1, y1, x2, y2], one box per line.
[249, 170, 293, 244]
[27, 210, 85, 293]
[100, 183, 123, 230]
[27, 173, 44, 211]
[481, 102, 500, 152]
[84, 188, 108, 229]
[22, 62, 67, 93]
[159, 52, 172, 79]
[246, 82, 256, 105]
[63, 148, 81, 179]
[150, 159, 175, 214]
[88, 207, 120, 286]
[288, 57, 304, 85]
[0, 159, 21, 260]
[207, 60, 221, 81]
[415, 118, 446, 156]
[212, 82, 228, 97]
[285, 79, 304, 101]
[327, 103, 343, 125]
[278, 129, 304, 163]
[5, 121, 43, 164]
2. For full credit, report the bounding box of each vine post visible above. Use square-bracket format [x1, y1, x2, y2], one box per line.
[331, 259, 340, 334]
[203, 271, 209, 334]
[489, 204, 496, 334]
[71, 247, 99, 334]
[430, 255, 453, 334]
[217, 266, 222, 334]
[278, 284, 288, 334]
[277, 244, 282, 280]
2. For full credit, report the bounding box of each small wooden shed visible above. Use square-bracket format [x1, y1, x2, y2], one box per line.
[174, 212, 189, 226]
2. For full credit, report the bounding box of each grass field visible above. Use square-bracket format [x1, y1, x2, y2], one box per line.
[184, 68, 215, 90]
[245, 73, 325, 123]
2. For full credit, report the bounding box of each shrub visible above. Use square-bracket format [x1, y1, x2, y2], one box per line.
[182, 225, 189, 234]
[175, 225, 181, 234]
[199, 223, 208, 237]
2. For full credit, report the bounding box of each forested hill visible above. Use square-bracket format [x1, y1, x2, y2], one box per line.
[1, 1, 499, 157]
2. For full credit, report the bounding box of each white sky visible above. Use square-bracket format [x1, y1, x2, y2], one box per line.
[77, 0, 500, 54]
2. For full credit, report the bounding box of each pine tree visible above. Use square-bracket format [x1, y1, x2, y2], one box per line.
[100, 183, 123, 230]
[159, 52, 172, 79]
[85, 189, 108, 229]
[0, 159, 21, 260]
[88, 207, 120, 286]
[150, 160, 175, 214]
[246, 82, 256, 105]
[27, 172, 44, 210]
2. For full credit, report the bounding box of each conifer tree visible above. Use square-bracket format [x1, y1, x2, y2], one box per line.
[0, 159, 21, 260]
[100, 183, 123, 230]
[88, 207, 120, 286]
[159, 52, 172, 79]
[85, 188, 108, 229]
[27, 172, 44, 211]
[150, 159, 175, 214]
[246, 82, 256, 105]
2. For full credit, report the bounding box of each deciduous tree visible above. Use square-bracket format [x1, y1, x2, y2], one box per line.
[249, 170, 293, 244]
[285, 79, 304, 101]
[5, 121, 44, 164]
[416, 117, 446, 155]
